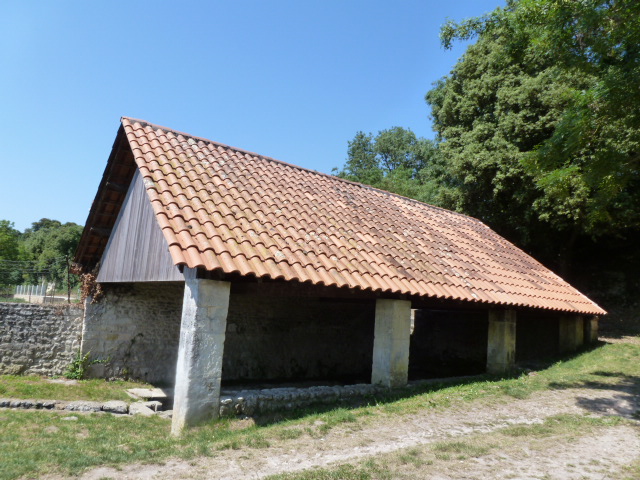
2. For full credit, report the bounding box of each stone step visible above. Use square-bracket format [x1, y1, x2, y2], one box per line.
[125, 387, 173, 403]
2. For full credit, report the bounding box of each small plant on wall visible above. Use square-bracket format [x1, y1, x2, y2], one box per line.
[64, 350, 105, 380]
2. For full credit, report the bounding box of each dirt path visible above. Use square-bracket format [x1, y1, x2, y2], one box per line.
[75, 379, 640, 480]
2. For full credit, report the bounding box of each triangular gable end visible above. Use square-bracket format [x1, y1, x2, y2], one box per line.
[97, 169, 183, 282]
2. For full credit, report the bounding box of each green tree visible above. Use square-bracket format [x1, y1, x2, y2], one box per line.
[427, 21, 591, 262]
[438, 0, 640, 239]
[0, 220, 22, 287]
[24, 218, 63, 234]
[334, 127, 449, 205]
[21, 219, 83, 289]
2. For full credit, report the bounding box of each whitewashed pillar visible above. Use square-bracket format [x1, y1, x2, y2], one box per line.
[559, 315, 584, 353]
[371, 299, 412, 388]
[584, 316, 599, 344]
[171, 268, 231, 435]
[487, 310, 516, 374]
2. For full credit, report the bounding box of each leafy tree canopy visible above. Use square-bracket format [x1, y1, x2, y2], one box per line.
[0, 220, 22, 286]
[22, 219, 83, 287]
[438, 0, 640, 238]
[0, 220, 20, 261]
[24, 218, 63, 234]
[333, 127, 451, 206]
[0, 218, 83, 290]
[427, 15, 593, 257]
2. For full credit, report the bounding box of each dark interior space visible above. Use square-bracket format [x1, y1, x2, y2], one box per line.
[409, 308, 488, 379]
[221, 293, 376, 386]
[516, 310, 561, 367]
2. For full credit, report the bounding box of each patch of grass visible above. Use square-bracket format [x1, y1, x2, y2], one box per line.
[326, 408, 358, 425]
[267, 460, 391, 480]
[502, 413, 626, 439]
[298, 408, 360, 438]
[0, 375, 151, 402]
[1, 341, 638, 480]
[620, 458, 640, 480]
[396, 447, 427, 467]
[431, 440, 491, 459]
[276, 428, 304, 440]
[500, 422, 552, 437]
[0, 297, 26, 303]
[216, 439, 242, 450]
[499, 378, 532, 399]
[244, 432, 271, 448]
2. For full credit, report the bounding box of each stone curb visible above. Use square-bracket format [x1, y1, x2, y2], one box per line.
[218, 383, 389, 417]
[1, 376, 481, 420]
[0, 398, 172, 418]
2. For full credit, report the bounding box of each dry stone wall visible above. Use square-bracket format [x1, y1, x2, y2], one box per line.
[81, 282, 184, 384]
[0, 303, 83, 376]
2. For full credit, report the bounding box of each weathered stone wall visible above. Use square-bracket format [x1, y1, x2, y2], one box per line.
[82, 283, 184, 384]
[409, 309, 488, 379]
[0, 303, 83, 376]
[82, 282, 376, 385]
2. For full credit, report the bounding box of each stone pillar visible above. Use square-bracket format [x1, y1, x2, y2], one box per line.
[171, 269, 231, 435]
[371, 299, 411, 388]
[584, 316, 599, 344]
[486, 309, 516, 374]
[559, 315, 584, 354]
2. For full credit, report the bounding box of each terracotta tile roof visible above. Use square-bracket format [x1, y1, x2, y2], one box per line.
[120, 117, 605, 315]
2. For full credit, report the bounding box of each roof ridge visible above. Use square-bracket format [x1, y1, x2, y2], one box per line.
[120, 116, 484, 225]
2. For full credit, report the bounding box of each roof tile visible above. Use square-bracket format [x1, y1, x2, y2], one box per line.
[120, 117, 605, 315]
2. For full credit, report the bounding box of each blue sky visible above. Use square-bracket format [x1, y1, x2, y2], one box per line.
[0, 0, 504, 232]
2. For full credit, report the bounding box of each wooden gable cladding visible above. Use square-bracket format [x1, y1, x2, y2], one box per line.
[74, 126, 138, 271]
[97, 170, 183, 282]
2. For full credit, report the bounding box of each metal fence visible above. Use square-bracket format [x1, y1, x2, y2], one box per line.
[5, 283, 77, 304]
[0, 256, 78, 304]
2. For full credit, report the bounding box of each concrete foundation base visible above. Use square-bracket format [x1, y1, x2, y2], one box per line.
[171, 271, 230, 435]
[371, 299, 411, 388]
[487, 310, 516, 374]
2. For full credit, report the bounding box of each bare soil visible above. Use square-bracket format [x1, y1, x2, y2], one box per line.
[72, 357, 640, 480]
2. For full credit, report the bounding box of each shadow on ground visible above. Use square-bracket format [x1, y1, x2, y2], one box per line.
[252, 342, 640, 426]
[548, 371, 640, 420]
[251, 374, 493, 426]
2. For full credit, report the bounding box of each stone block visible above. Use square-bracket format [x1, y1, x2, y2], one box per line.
[102, 400, 129, 414]
[371, 299, 411, 388]
[65, 401, 102, 412]
[126, 388, 169, 401]
[143, 401, 163, 412]
[129, 402, 155, 417]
